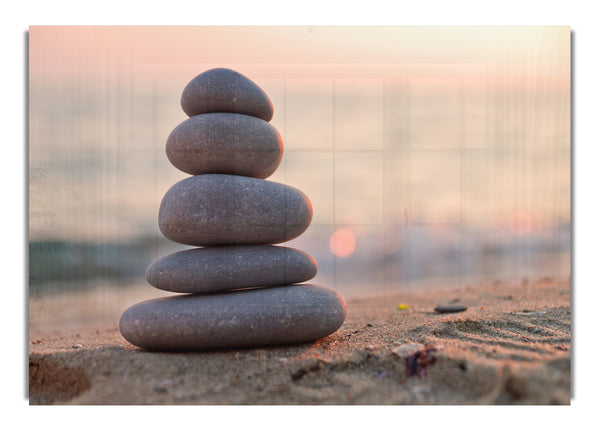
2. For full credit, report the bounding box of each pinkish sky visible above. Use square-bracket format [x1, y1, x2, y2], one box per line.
[30, 26, 569, 85]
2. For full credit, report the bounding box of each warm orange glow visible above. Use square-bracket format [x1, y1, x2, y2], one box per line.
[507, 211, 545, 235]
[330, 229, 356, 258]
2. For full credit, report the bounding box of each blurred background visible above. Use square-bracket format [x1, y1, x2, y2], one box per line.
[28, 26, 570, 327]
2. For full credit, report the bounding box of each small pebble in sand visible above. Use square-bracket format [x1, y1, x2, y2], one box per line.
[72, 344, 83, 349]
[391, 343, 423, 358]
[515, 310, 546, 316]
[434, 304, 467, 314]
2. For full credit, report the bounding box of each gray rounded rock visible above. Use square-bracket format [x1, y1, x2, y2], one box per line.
[166, 113, 283, 179]
[434, 304, 468, 314]
[180, 68, 273, 121]
[146, 245, 317, 293]
[158, 174, 313, 246]
[119, 284, 347, 351]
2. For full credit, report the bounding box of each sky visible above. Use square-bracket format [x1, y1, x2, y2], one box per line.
[29, 26, 569, 81]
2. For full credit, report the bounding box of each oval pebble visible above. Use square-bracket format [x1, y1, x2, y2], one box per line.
[119, 284, 347, 351]
[158, 174, 313, 246]
[146, 245, 317, 293]
[166, 113, 283, 178]
[180, 68, 273, 121]
[434, 304, 468, 314]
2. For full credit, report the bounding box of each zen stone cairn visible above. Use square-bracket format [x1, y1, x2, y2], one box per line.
[120, 68, 346, 351]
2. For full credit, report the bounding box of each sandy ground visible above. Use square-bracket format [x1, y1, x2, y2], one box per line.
[28, 277, 571, 405]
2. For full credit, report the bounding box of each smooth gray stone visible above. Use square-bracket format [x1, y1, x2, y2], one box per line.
[180, 68, 273, 121]
[158, 174, 313, 246]
[146, 245, 317, 293]
[434, 304, 468, 314]
[166, 113, 283, 179]
[119, 284, 347, 351]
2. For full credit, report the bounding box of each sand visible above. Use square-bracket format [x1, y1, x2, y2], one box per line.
[28, 277, 571, 405]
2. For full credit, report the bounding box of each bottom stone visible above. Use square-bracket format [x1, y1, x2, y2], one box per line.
[119, 284, 346, 351]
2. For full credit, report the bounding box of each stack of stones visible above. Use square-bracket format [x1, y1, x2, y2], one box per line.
[120, 68, 346, 351]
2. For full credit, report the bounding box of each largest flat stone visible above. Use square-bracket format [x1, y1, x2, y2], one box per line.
[166, 113, 283, 179]
[180, 68, 273, 121]
[119, 284, 347, 351]
[146, 245, 317, 293]
[158, 174, 313, 246]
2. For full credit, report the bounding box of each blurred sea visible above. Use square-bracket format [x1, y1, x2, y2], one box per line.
[28, 222, 570, 300]
[29, 61, 570, 299]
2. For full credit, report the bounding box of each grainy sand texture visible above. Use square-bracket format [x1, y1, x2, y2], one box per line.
[28, 277, 570, 405]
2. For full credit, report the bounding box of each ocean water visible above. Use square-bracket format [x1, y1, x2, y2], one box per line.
[29, 59, 571, 299]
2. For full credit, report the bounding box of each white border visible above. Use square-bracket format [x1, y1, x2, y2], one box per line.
[5, 1, 598, 429]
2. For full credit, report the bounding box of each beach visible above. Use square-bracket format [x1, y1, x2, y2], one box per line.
[26, 25, 572, 407]
[29, 276, 570, 405]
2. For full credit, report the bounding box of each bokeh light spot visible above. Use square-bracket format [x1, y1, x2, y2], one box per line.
[330, 229, 356, 258]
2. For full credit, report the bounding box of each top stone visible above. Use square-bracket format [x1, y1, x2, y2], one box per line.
[180, 68, 274, 121]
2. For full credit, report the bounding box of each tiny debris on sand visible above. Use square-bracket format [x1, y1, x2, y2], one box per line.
[391, 343, 423, 358]
[29, 278, 571, 405]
